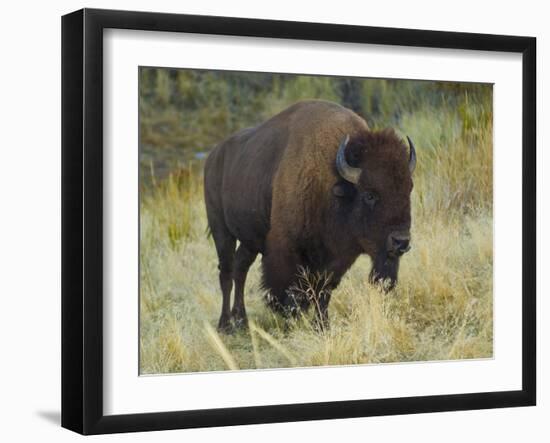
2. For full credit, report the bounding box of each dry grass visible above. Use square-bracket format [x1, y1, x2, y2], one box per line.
[139, 104, 493, 374]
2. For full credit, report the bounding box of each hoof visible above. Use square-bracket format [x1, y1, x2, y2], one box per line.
[231, 308, 248, 331]
[232, 316, 249, 331]
[217, 317, 233, 334]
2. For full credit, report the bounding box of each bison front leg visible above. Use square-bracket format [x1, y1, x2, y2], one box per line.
[231, 244, 257, 329]
[262, 234, 302, 315]
[313, 257, 354, 331]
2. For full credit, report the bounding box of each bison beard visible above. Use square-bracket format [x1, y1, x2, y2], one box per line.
[369, 252, 401, 291]
[204, 100, 415, 333]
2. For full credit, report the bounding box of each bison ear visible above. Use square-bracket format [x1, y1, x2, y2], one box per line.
[332, 182, 355, 198]
[332, 183, 347, 197]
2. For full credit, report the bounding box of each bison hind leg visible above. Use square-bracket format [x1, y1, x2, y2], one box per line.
[231, 244, 257, 330]
[208, 225, 236, 333]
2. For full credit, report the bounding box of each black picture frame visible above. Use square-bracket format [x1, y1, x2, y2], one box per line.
[61, 8, 536, 435]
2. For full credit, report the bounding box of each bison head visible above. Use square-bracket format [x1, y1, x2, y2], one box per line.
[334, 129, 416, 291]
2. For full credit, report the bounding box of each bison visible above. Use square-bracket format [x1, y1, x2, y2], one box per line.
[204, 100, 416, 332]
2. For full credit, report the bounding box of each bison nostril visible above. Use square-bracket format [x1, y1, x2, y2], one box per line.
[388, 233, 411, 255]
[395, 239, 410, 253]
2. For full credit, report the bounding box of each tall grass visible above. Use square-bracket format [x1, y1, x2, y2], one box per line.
[139, 84, 493, 374]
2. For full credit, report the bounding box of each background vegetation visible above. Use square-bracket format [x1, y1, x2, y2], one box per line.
[139, 67, 493, 374]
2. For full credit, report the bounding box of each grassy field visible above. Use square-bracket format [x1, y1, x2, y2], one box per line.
[140, 68, 493, 374]
[139, 73, 493, 374]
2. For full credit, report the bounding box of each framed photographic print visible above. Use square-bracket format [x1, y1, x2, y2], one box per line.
[61, 8, 536, 435]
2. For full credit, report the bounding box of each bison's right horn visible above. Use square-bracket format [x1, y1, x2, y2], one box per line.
[336, 135, 362, 184]
[406, 136, 417, 174]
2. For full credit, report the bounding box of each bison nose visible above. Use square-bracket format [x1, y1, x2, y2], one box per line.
[387, 232, 411, 256]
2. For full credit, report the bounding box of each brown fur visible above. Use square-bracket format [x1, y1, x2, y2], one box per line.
[204, 100, 413, 331]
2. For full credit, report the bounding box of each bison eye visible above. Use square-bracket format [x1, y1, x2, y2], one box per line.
[363, 190, 378, 208]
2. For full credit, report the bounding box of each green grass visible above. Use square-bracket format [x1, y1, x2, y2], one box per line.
[139, 91, 493, 374]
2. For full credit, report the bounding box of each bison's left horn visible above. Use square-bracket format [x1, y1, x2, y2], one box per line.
[406, 136, 417, 174]
[336, 135, 362, 184]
